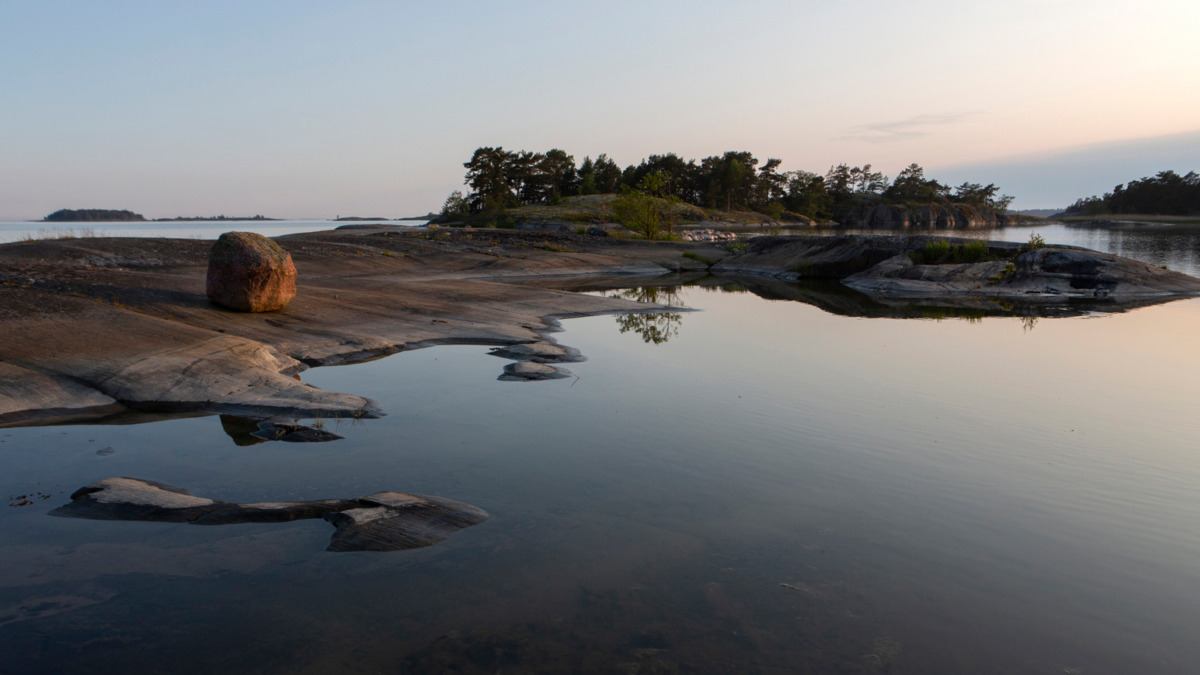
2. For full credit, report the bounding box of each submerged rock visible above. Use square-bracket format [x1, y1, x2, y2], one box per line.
[250, 422, 344, 442]
[49, 477, 488, 552]
[324, 492, 490, 552]
[498, 361, 573, 382]
[206, 231, 297, 312]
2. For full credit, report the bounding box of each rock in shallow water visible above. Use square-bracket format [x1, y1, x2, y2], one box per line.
[49, 477, 487, 552]
[206, 231, 297, 312]
[488, 341, 585, 364]
[498, 361, 573, 382]
[324, 492, 490, 552]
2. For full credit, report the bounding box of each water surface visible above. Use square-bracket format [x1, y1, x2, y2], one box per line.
[0, 219, 419, 244]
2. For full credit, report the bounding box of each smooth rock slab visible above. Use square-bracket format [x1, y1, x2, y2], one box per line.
[206, 231, 297, 312]
[0, 362, 121, 424]
[50, 477, 487, 552]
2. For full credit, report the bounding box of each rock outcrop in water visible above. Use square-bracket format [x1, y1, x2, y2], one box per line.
[715, 235, 1200, 300]
[488, 341, 585, 364]
[206, 232, 297, 312]
[844, 246, 1200, 298]
[50, 477, 488, 552]
[499, 361, 574, 381]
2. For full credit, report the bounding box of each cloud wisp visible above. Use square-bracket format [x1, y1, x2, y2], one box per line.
[839, 113, 977, 143]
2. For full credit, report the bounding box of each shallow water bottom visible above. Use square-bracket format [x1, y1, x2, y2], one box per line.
[3, 282, 1200, 673]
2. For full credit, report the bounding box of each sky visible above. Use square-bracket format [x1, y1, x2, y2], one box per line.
[1, 0, 1198, 218]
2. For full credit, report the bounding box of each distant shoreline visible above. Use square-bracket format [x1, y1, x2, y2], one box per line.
[152, 216, 277, 222]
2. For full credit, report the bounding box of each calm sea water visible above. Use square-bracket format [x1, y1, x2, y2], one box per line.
[0, 219, 419, 244]
[1, 226, 1199, 673]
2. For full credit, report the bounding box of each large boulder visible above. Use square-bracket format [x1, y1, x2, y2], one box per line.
[206, 232, 297, 312]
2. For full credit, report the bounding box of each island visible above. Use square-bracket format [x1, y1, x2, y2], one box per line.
[432, 147, 1049, 231]
[44, 209, 145, 222]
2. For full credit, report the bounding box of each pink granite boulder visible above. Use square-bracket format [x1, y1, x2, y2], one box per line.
[206, 232, 297, 312]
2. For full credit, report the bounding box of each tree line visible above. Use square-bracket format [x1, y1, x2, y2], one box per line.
[1060, 170, 1200, 216]
[442, 147, 1014, 222]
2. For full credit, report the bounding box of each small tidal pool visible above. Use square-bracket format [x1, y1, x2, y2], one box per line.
[3, 267, 1200, 672]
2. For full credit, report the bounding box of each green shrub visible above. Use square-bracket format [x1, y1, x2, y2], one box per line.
[955, 239, 989, 262]
[910, 238, 995, 264]
[909, 239, 951, 264]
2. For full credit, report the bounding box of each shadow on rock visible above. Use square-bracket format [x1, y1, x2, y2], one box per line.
[49, 477, 488, 552]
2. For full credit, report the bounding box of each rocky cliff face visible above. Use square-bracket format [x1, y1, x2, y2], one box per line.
[836, 203, 1012, 229]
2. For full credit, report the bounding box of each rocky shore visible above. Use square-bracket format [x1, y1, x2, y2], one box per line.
[0, 226, 721, 425]
[2, 227, 1197, 426]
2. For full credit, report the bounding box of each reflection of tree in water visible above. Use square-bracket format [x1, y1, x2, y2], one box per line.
[610, 286, 686, 345]
[1022, 315, 1038, 332]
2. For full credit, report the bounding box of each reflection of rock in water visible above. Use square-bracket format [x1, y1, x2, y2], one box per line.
[610, 286, 686, 345]
[219, 415, 268, 446]
[49, 477, 487, 553]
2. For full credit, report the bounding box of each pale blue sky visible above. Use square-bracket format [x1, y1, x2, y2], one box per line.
[2, 0, 1198, 218]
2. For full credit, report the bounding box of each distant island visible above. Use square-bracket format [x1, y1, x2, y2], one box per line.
[43, 210, 278, 223]
[1013, 209, 1062, 218]
[153, 215, 275, 222]
[44, 209, 145, 222]
[1060, 170, 1199, 217]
